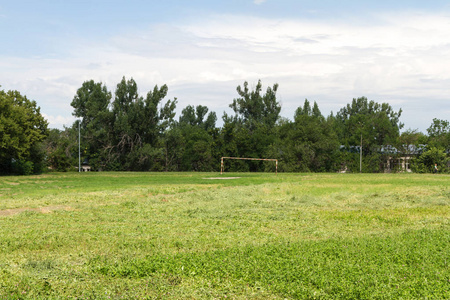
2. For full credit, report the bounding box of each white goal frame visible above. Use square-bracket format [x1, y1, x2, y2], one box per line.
[220, 157, 278, 174]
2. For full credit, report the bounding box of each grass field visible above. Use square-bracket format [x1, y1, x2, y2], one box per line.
[0, 172, 449, 299]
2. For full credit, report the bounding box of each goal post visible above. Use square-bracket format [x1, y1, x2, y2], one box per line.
[220, 157, 278, 174]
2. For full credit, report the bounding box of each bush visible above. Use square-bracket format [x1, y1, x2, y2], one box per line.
[411, 147, 449, 173]
[12, 160, 34, 175]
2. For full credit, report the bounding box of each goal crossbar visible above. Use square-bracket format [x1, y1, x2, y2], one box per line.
[220, 157, 278, 174]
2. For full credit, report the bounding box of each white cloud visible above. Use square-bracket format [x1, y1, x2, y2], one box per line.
[2, 11, 450, 131]
[178, 13, 450, 129]
[253, 0, 266, 4]
[42, 113, 76, 129]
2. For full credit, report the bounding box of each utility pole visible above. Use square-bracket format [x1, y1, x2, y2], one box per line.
[78, 120, 81, 172]
[360, 132, 362, 173]
[358, 121, 363, 173]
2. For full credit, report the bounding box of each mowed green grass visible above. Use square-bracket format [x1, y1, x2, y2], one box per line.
[0, 172, 449, 299]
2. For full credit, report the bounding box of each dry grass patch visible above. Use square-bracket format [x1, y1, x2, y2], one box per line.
[0, 205, 73, 217]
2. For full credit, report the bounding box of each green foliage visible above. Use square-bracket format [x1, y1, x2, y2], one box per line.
[176, 104, 219, 171]
[335, 97, 403, 172]
[218, 80, 281, 172]
[70, 80, 113, 171]
[229, 79, 280, 130]
[71, 80, 112, 125]
[336, 97, 403, 148]
[334, 151, 384, 173]
[411, 147, 449, 173]
[179, 104, 216, 131]
[58, 78, 450, 174]
[66, 78, 442, 174]
[11, 77, 450, 175]
[335, 150, 360, 173]
[69, 77, 178, 171]
[181, 129, 214, 171]
[427, 118, 450, 151]
[44, 128, 77, 172]
[267, 100, 339, 172]
[397, 129, 427, 155]
[0, 89, 48, 174]
[11, 160, 34, 175]
[427, 118, 449, 137]
[160, 127, 185, 171]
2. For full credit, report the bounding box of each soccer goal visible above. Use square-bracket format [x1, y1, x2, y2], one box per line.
[220, 157, 278, 174]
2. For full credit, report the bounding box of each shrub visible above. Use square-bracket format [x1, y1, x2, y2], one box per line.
[411, 147, 449, 173]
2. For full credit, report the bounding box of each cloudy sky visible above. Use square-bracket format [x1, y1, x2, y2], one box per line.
[1, 0, 450, 132]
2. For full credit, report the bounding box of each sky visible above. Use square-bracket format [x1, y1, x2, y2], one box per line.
[1, 0, 450, 132]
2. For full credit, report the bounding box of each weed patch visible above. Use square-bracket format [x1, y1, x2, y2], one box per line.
[89, 228, 449, 299]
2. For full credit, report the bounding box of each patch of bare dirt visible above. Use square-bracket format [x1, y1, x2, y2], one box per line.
[0, 205, 72, 217]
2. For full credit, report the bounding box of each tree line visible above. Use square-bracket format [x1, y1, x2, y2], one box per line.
[1, 78, 449, 175]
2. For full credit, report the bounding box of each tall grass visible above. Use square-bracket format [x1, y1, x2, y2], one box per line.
[0, 172, 449, 299]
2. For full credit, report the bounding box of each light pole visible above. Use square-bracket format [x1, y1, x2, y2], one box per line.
[358, 121, 363, 173]
[78, 119, 81, 172]
[360, 132, 362, 173]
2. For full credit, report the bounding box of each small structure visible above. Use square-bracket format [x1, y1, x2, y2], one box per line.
[81, 158, 91, 172]
[384, 156, 413, 173]
[338, 144, 425, 173]
[383, 144, 425, 173]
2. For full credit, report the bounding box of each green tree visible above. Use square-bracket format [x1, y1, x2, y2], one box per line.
[335, 97, 403, 172]
[220, 80, 280, 172]
[426, 118, 450, 151]
[179, 126, 214, 171]
[229, 79, 280, 130]
[267, 100, 339, 172]
[129, 82, 177, 171]
[44, 128, 77, 172]
[110, 77, 143, 170]
[141, 84, 175, 145]
[0, 89, 48, 174]
[160, 127, 185, 171]
[70, 77, 177, 171]
[71, 80, 112, 171]
[143, 85, 178, 171]
[396, 129, 427, 157]
[177, 105, 217, 171]
[411, 147, 449, 173]
[179, 105, 217, 131]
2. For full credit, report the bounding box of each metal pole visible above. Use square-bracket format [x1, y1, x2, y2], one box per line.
[360, 132, 362, 173]
[78, 120, 81, 172]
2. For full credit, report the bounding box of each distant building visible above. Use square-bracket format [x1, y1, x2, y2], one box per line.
[382, 144, 425, 173]
[338, 144, 427, 173]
